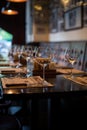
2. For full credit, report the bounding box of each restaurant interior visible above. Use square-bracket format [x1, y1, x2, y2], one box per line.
[0, 0, 87, 130]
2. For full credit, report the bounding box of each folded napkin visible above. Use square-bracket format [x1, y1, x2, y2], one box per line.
[6, 83, 27, 87]
[1, 70, 15, 73]
[0, 64, 9, 66]
[0, 67, 24, 74]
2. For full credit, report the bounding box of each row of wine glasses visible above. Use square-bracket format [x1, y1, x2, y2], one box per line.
[8, 45, 80, 81]
[8, 45, 64, 80]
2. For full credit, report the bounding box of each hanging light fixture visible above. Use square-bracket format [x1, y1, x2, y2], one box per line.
[1, 2, 18, 15]
[7, 0, 27, 3]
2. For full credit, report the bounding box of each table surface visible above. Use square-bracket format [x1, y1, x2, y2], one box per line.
[0, 64, 87, 98]
[1, 74, 87, 98]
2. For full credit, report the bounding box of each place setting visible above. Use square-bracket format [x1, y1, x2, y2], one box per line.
[1, 76, 54, 89]
[63, 49, 87, 86]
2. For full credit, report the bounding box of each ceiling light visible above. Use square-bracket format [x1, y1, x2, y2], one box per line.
[1, 2, 18, 15]
[7, 0, 27, 3]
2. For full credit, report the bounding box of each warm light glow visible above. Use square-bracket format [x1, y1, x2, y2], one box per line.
[34, 5, 42, 11]
[61, 0, 70, 6]
[7, 90, 13, 94]
[7, 0, 27, 2]
[83, 2, 87, 6]
[1, 9, 18, 15]
[1, 2, 19, 15]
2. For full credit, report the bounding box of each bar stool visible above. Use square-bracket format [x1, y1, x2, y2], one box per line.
[0, 115, 22, 130]
[0, 100, 22, 130]
[0, 100, 11, 115]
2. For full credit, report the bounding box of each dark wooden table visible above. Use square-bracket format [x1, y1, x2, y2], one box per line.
[1, 75, 87, 130]
[2, 75, 87, 97]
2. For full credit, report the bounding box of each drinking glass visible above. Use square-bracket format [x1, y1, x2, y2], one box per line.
[65, 49, 79, 78]
[35, 47, 51, 85]
[26, 56, 34, 77]
[17, 51, 22, 68]
[15, 46, 23, 77]
[8, 48, 14, 64]
[36, 58, 51, 83]
[0, 85, 3, 99]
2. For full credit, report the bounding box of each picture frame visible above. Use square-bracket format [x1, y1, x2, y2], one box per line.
[83, 5, 87, 27]
[58, 20, 64, 32]
[64, 6, 82, 31]
[50, 8, 58, 33]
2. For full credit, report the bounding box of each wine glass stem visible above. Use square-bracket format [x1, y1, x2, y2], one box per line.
[71, 68, 72, 76]
[19, 55, 21, 65]
[43, 66, 45, 82]
[70, 64, 73, 77]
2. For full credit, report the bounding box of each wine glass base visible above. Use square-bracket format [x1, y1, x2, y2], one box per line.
[26, 74, 32, 78]
[16, 63, 22, 68]
[26, 71, 33, 78]
[42, 80, 48, 86]
[66, 74, 74, 79]
[15, 73, 23, 78]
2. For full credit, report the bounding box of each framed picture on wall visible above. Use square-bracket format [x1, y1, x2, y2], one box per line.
[58, 20, 64, 32]
[64, 6, 82, 31]
[83, 5, 87, 27]
[84, 0, 87, 3]
[50, 8, 58, 33]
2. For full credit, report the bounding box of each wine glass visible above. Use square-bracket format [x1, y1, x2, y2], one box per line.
[17, 50, 22, 68]
[65, 49, 79, 78]
[35, 47, 51, 85]
[35, 57, 51, 83]
[0, 85, 3, 99]
[15, 46, 23, 77]
[25, 46, 34, 77]
[26, 56, 34, 77]
[8, 47, 14, 64]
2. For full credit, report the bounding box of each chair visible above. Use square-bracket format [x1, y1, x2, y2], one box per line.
[0, 99, 22, 130]
[0, 115, 21, 130]
[0, 100, 11, 115]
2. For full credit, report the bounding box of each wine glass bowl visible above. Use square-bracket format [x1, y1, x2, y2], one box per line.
[65, 55, 77, 66]
[26, 56, 34, 77]
[15, 47, 24, 77]
[65, 49, 79, 77]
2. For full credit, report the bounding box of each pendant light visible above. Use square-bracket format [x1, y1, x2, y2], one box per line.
[1, 2, 18, 15]
[7, 0, 27, 3]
